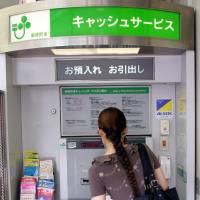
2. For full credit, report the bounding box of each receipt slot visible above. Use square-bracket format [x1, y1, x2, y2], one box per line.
[60, 136, 150, 200]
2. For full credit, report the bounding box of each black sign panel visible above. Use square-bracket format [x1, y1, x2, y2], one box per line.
[56, 58, 154, 81]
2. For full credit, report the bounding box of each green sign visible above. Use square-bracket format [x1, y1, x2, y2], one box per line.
[62, 87, 149, 95]
[10, 7, 180, 43]
[51, 6, 180, 40]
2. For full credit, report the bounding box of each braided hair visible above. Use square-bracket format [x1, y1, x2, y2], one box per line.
[98, 107, 140, 197]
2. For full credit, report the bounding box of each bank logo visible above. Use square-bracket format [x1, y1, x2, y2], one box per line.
[156, 99, 173, 118]
[156, 99, 172, 112]
[12, 16, 31, 40]
[10, 10, 50, 43]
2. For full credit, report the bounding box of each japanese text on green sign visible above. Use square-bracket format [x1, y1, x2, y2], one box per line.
[51, 6, 180, 40]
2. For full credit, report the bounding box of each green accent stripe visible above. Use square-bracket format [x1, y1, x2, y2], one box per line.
[62, 87, 149, 95]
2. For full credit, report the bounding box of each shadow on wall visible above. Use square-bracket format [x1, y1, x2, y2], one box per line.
[0, 0, 19, 9]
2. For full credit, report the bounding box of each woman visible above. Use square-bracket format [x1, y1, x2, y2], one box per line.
[89, 107, 168, 200]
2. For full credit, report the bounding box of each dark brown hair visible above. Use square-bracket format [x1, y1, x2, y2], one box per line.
[98, 107, 139, 197]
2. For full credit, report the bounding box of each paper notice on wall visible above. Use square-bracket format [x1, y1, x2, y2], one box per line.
[61, 87, 150, 136]
[177, 99, 186, 114]
[159, 156, 171, 179]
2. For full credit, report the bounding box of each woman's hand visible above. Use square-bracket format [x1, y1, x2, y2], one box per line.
[154, 167, 169, 191]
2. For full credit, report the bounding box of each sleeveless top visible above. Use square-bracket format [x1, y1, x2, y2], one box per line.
[89, 144, 160, 200]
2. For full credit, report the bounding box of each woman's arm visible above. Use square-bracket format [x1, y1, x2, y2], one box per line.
[91, 194, 106, 200]
[89, 165, 106, 200]
[154, 167, 169, 191]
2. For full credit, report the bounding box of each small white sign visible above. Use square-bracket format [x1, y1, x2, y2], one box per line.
[160, 156, 171, 179]
[10, 10, 50, 43]
[160, 119, 170, 135]
[160, 136, 169, 151]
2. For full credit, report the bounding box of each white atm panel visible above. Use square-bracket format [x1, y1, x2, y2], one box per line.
[12, 56, 181, 85]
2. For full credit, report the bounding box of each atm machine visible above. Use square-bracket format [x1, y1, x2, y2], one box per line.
[60, 82, 152, 199]
[59, 85, 153, 199]
[57, 60, 182, 200]
[0, 1, 195, 200]
[60, 136, 150, 200]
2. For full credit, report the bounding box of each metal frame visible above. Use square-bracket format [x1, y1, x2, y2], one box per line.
[0, 0, 194, 53]
[0, 92, 9, 200]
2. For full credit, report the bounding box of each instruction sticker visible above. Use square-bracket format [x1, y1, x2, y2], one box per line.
[156, 99, 173, 118]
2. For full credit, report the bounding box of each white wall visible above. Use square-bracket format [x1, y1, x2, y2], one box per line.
[174, 0, 200, 198]
[175, 54, 187, 200]
[0, 54, 6, 91]
[21, 85, 61, 199]
[175, 51, 195, 200]
[185, 52, 195, 200]
[5, 55, 23, 200]
[190, 1, 200, 199]
[12, 55, 181, 85]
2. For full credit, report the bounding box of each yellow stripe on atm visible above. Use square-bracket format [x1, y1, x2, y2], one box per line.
[159, 100, 173, 112]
